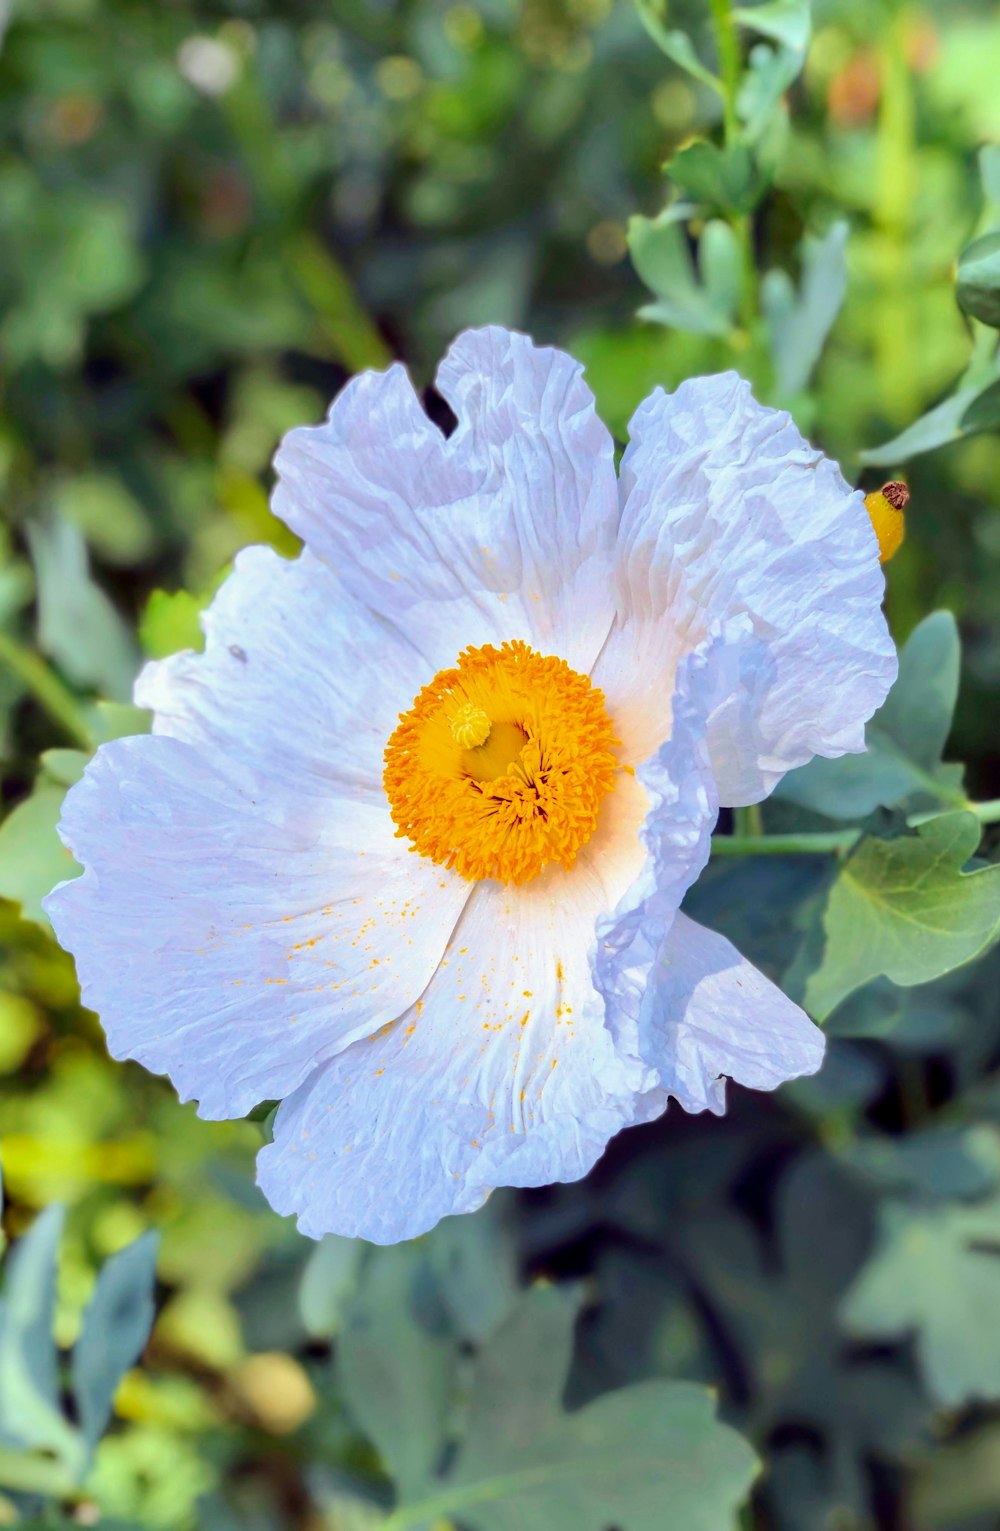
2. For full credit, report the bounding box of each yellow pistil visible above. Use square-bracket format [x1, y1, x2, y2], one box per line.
[383, 640, 619, 885]
[864, 480, 908, 564]
[450, 701, 492, 750]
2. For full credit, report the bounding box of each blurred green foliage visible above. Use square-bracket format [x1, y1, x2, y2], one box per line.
[3, 0, 1000, 1527]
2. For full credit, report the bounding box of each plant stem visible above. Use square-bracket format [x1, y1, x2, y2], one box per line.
[707, 0, 756, 327]
[711, 829, 861, 857]
[711, 798, 1000, 857]
[708, 0, 741, 143]
[733, 802, 764, 837]
[0, 630, 94, 749]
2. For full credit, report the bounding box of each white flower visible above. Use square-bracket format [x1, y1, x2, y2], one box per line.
[45, 327, 896, 1244]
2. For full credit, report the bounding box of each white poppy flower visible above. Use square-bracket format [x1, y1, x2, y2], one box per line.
[44, 327, 897, 1244]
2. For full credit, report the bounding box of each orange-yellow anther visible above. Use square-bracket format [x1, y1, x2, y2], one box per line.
[864, 481, 908, 564]
[383, 641, 619, 885]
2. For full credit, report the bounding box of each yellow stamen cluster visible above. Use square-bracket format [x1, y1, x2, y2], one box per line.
[383, 640, 619, 885]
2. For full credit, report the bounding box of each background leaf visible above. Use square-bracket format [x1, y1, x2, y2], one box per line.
[337, 1246, 454, 1503]
[842, 1195, 1000, 1407]
[0, 1207, 81, 1469]
[804, 812, 1000, 1020]
[391, 1286, 759, 1531]
[71, 1231, 159, 1454]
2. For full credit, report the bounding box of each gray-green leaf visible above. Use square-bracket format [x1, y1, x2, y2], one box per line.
[762, 221, 848, 397]
[666, 140, 762, 215]
[629, 211, 736, 336]
[733, 0, 811, 52]
[71, 1231, 159, 1453]
[0, 782, 80, 929]
[387, 1286, 758, 1531]
[860, 339, 1000, 463]
[842, 1195, 1000, 1407]
[957, 230, 1000, 329]
[803, 811, 1000, 1020]
[337, 1246, 454, 1504]
[0, 1206, 82, 1469]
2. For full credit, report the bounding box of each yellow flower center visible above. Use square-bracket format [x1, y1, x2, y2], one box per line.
[383, 640, 619, 885]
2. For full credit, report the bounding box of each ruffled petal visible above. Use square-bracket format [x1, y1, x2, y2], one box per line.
[608, 372, 897, 804]
[624, 911, 825, 1117]
[271, 326, 619, 676]
[594, 636, 723, 1083]
[45, 736, 468, 1121]
[136, 545, 429, 804]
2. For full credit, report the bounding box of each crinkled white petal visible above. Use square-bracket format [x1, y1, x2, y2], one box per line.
[606, 372, 897, 805]
[136, 545, 429, 803]
[625, 912, 825, 1118]
[45, 546, 472, 1119]
[256, 875, 648, 1243]
[271, 325, 620, 676]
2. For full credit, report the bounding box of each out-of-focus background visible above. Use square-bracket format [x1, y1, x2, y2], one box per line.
[3, 2, 1000, 1528]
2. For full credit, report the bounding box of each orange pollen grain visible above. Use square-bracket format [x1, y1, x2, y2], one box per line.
[382, 639, 619, 886]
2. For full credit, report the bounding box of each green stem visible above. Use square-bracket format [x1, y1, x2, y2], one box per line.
[733, 802, 764, 838]
[707, 0, 756, 327]
[0, 630, 94, 749]
[708, 0, 741, 142]
[712, 829, 861, 857]
[711, 798, 1000, 857]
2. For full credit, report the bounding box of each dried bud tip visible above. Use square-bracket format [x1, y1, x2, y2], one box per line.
[881, 481, 910, 511]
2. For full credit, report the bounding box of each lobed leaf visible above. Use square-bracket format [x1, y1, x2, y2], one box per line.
[385, 1287, 758, 1531]
[804, 811, 1000, 1020]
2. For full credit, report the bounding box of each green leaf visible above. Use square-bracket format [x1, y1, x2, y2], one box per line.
[957, 230, 1000, 329]
[762, 222, 849, 397]
[299, 1235, 365, 1340]
[50, 473, 155, 568]
[666, 140, 762, 214]
[732, 0, 811, 52]
[0, 782, 80, 929]
[736, 41, 796, 147]
[337, 1246, 455, 1503]
[860, 340, 1000, 464]
[803, 811, 1000, 1020]
[841, 1124, 1000, 1203]
[699, 219, 743, 325]
[842, 1194, 1000, 1407]
[424, 1198, 518, 1345]
[27, 518, 137, 702]
[0, 1207, 82, 1470]
[71, 1232, 159, 1454]
[632, 1, 722, 93]
[39, 749, 89, 789]
[777, 612, 964, 820]
[386, 1287, 758, 1531]
[960, 374, 1000, 431]
[629, 212, 735, 336]
[91, 700, 152, 744]
[138, 588, 206, 660]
